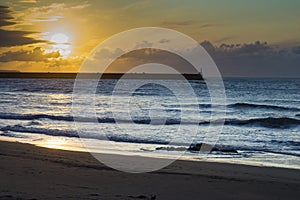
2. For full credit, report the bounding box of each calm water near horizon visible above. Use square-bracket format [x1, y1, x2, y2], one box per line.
[0, 78, 299, 169]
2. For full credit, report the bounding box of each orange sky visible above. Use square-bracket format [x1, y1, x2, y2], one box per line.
[0, 0, 300, 76]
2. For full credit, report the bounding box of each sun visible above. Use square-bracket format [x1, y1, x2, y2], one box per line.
[51, 33, 69, 44]
[50, 33, 71, 57]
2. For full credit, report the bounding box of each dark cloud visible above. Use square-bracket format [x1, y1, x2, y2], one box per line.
[134, 40, 153, 49]
[0, 6, 15, 27]
[93, 48, 125, 60]
[0, 47, 60, 62]
[200, 40, 275, 58]
[292, 46, 300, 54]
[91, 40, 300, 77]
[0, 29, 45, 47]
[201, 41, 300, 77]
[103, 48, 198, 74]
[0, 5, 45, 47]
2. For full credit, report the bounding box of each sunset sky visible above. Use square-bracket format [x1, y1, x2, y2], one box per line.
[0, 0, 299, 77]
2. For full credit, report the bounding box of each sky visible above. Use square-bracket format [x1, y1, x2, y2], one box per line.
[0, 0, 299, 77]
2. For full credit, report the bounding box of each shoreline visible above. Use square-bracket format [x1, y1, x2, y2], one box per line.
[0, 140, 299, 199]
[1, 135, 299, 171]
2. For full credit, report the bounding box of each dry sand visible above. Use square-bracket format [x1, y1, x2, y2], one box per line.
[0, 141, 299, 200]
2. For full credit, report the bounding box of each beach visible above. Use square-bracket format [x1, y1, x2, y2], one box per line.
[0, 141, 299, 200]
[1, 0, 300, 199]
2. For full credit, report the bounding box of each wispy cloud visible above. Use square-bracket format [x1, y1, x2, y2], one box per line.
[214, 36, 235, 44]
[161, 20, 198, 26]
[199, 24, 214, 28]
[16, 2, 89, 25]
[161, 21, 214, 30]
[121, 0, 153, 11]
[19, 0, 37, 3]
[0, 6, 44, 47]
[30, 15, 63, 22]
[70, 1, 90, 9]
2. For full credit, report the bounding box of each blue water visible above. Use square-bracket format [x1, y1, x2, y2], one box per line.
[0, 78, 299, 169]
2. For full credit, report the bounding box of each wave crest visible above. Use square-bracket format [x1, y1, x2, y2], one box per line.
[228, 103, 299, 111]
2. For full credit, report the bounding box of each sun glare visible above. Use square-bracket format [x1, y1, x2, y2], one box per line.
[51, 33, 69, 44]
[40, 138, 66, 150]
[50, 33, 71, 57]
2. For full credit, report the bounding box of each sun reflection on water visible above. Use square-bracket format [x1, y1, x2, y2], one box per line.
[39, 138, 67, 150]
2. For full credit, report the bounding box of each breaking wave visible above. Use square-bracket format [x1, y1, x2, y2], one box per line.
[228, 103, 300, 111]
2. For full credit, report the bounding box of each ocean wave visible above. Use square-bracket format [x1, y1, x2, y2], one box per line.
[156, 143, 238, 153]
[0, 131, 31, 138]
[0, 113, 74, 121]
[155, 143, 300, 157]
[234, 146, 300, 157]
[0, 125, 79, 138]
[269, 139, 300, 147]
[228, 102, 300, 111]
[0, 125, 169, 145]
[225, 117, 300, 128]
[163, 102, 299, 111]
[1, 113, 300, 128]
[1, 124, 300, 157]
[0, 112, 197, 125]
[162, 103, 211, 109]
[0, 113, 112, 123]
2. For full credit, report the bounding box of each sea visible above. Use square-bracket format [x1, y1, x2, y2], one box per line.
[0, 78, 299, 169]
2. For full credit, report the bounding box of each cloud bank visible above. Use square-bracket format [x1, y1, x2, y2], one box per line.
[88, 41, 300, 77]
[0, 47, 60, 62]
[200, 41, 300, 77]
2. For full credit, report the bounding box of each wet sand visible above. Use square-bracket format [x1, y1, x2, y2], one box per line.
[0, 141, 299, 200]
